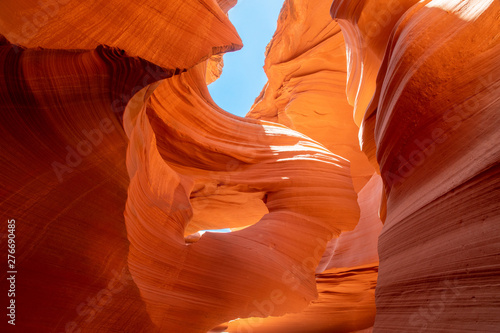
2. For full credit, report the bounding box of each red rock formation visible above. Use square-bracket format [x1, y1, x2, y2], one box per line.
[0, 37, 171, 333]
[332, 0, 500, 331]
[236, 0, 383, 331]
[225, 263, 378, 333]
[225, 174, 383, 333]
[1, 0, 363, 330]
[0, 1, 244, 331]
[124, 61, 360, 332]
[1, 0, 498, 331]
[0, 0, 242, 69]
[249, 0, 374, 193]
[206, 0, 238, 85]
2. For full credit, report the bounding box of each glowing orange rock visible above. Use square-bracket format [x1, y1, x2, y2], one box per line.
[0, 0, 242, 69]
[225, 174, 383, 332]
[332, 0, 500, 331]
[234, 0, 385, 331]
[123, 62, 360, 332]
[0, 37, 170, 333]
[249, 0, 375, 193]
[2, 0, 498, 331]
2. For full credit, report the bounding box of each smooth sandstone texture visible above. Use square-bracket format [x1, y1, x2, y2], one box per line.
[331, 0, 500, 331]
[0, 1, 246, 331]
[0, 36, 359, 332]
[206, 0, 238, 85]
[225, 174, 383, 333]
[0, 37, 171, 333]
[248, 0, 375, 193]
[124, 62, 360, 332]
[331, 0, 420, 127]
[227, 1, 384, 331]
[0, 2, 364, 329]
[322, 174, 383, 271]
[0, 0, 499, 331]
[0, 0, 242, 69]
[225, 263, 378, 333]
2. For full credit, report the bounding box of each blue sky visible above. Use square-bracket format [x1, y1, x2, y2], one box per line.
[208, 0, 284, 117]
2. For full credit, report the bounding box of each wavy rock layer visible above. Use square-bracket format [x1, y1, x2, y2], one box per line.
[0, 37, 172, 333]
[332, 0, 500, 331]
[1, 0, 499, 332]
[0, 1, 245, 331]
[0, 2, 363, 330]
[225, 174, 383, 333]
[0, 0, 242, 69]
[249, 0, 374, 193]
[226, 263, 378, 333]
[229, 0, 385, 331]
[124, 61, 359, 332]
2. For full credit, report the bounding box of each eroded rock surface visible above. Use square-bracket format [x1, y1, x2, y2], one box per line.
[124, 61, 361, 332]
[332, 0, 500, 331]
[0, 0, 498, 332]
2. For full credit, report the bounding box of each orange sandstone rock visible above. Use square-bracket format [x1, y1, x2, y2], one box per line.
[224, 174, 383, 332]
[0, 0, 242, 69]
[1, 0, 498, 332]
[241, 0, 384, 330]
[123, 62, 360, 332]
[0, 37, 170, 333]
[248, 0, 375, 193]
[332, 0, 500, 331]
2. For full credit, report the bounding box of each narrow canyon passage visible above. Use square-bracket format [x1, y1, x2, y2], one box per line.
[0, 0, 498, 332]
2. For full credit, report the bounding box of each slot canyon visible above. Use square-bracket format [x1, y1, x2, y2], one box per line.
[0, 0, 499, 332]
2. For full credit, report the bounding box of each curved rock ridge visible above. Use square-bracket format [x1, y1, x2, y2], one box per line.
[0, 1, 372, 331]
[240, 0, 384, 331]
[2, 0, 498, 331]
[225, 263, 378, 333]
[206, 0, 238, 85]
[330, 0, 420, 127]
[321, 173, 383, 271]
[123, 61, 360, 332]
[0, 0, 242, 69]
[248, 0, 375, 194]
[216, 0, 238, 13]
[224, 173, 383, 332]
[0, 29, 363, 331]
[0, 36, 178, 332]
[331, 0, 500, 331]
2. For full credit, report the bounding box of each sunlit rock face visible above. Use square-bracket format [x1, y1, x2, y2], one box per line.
[0, 0, 498, 332]
[0, 0, 241, 69]
[248, 0, 375, 193]
[235, 0, 383, 331]
[124, 61, 360, 332]
[1, 0, 361, 332]
[332, 0, 500, 331]
[225, 174, 383, 333]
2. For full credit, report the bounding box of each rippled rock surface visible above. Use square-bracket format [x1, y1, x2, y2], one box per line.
[1, 0, 498, 332]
